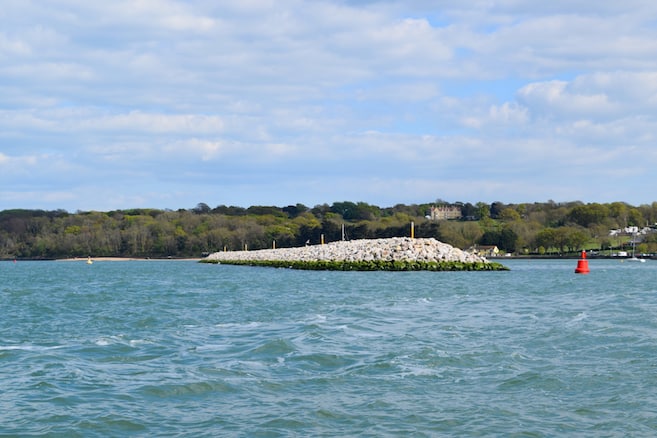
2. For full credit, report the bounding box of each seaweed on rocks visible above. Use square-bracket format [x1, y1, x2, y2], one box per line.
[200, 238, 509, 271]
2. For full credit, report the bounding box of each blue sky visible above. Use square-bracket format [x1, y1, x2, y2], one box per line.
[2, 1, 657, 211]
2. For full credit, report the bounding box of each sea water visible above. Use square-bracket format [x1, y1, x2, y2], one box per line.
[2, 259, 657, 436]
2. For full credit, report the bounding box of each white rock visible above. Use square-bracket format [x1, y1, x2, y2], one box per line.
[205, 237, 488, 264]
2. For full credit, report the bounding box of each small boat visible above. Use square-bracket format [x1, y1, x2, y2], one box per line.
[627, 234, 646, 263]
[86, 256, 93, 265]
[627, 256, 646, 263]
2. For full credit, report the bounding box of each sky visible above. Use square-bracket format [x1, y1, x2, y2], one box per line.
[2, 1, 657, 212]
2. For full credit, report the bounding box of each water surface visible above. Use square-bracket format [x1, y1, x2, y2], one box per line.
[2, 259, 657, 436]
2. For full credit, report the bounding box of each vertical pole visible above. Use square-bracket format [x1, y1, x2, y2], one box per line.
[411, 221, 415, 239]
[321, 234, 325, 245]
[273, 240, 276, 249]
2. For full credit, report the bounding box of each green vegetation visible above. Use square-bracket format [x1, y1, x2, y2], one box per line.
[200, 259, 509, 271]
[1, 200, 657, 259]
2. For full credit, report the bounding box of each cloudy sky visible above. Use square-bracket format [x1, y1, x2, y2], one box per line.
[2, 1, 657, 211]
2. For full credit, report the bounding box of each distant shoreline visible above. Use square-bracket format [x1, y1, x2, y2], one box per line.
[0, 257, 204, 262]
[56, 257, 202, 262]
[491, 255, 655, 260]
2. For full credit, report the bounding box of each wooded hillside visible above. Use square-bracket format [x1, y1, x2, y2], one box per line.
[2, 200, 657, 259]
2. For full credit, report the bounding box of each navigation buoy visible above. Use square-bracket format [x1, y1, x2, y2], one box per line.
[574, 250, 589, 274]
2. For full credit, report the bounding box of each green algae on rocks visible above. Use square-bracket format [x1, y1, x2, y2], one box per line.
[201, 237, 509, 271]
[200, 258, 508, 271]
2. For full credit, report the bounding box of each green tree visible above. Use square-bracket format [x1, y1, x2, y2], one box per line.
[499, 208, 521, 222]
[567, 203, 609, 227]
[499, 227, 519, 253]
[534, 228, 557, 253]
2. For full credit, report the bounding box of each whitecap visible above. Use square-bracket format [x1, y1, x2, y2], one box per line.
[305, 314, 327, 324]
[94, 335, 126, 346]
[214, 321, 261, 329]
[398, 364, 442, 378]
[0, 345, 63, 352]
[570, 312, 588, 323]
[94, 338, 112, 346]
[194, 343, 231, 352]
[129, 339, 151, 347]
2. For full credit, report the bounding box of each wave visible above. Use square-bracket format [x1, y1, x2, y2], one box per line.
[0, 344, 65, 352]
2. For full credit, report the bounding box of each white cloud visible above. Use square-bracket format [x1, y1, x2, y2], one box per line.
[0, 33, 32, 56]
[488, 102, 529, 125]
[517, 80, 613, 119]
[90, 112, 225, 134]
[0, 153, 38, 168]
[164, 139, 223, 161]
[3, 1, 657, 210]
[0, 109, 225, 135]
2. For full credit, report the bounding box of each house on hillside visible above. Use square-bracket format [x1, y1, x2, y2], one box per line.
[429, 205, 461, 220]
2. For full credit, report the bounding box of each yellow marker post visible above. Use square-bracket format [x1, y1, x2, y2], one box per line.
[411, 221, 415, 239]
[321, 234, 325, 245]
[273, 240, 276, 249]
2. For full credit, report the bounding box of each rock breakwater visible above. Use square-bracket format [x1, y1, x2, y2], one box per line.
[203, 238, 507, 271]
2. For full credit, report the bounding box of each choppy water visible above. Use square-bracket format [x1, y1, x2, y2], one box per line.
[2, 258, 657, 436]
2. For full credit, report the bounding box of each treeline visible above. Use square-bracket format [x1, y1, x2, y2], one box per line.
[2, 200, 657, 259]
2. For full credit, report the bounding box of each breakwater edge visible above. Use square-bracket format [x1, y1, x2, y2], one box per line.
[202, 237, 508, 271]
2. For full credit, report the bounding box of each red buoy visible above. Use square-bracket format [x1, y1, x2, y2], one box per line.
[574, 250, 590, 274]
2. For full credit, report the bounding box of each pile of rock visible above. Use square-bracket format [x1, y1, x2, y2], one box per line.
[205, 237, 488, 264]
